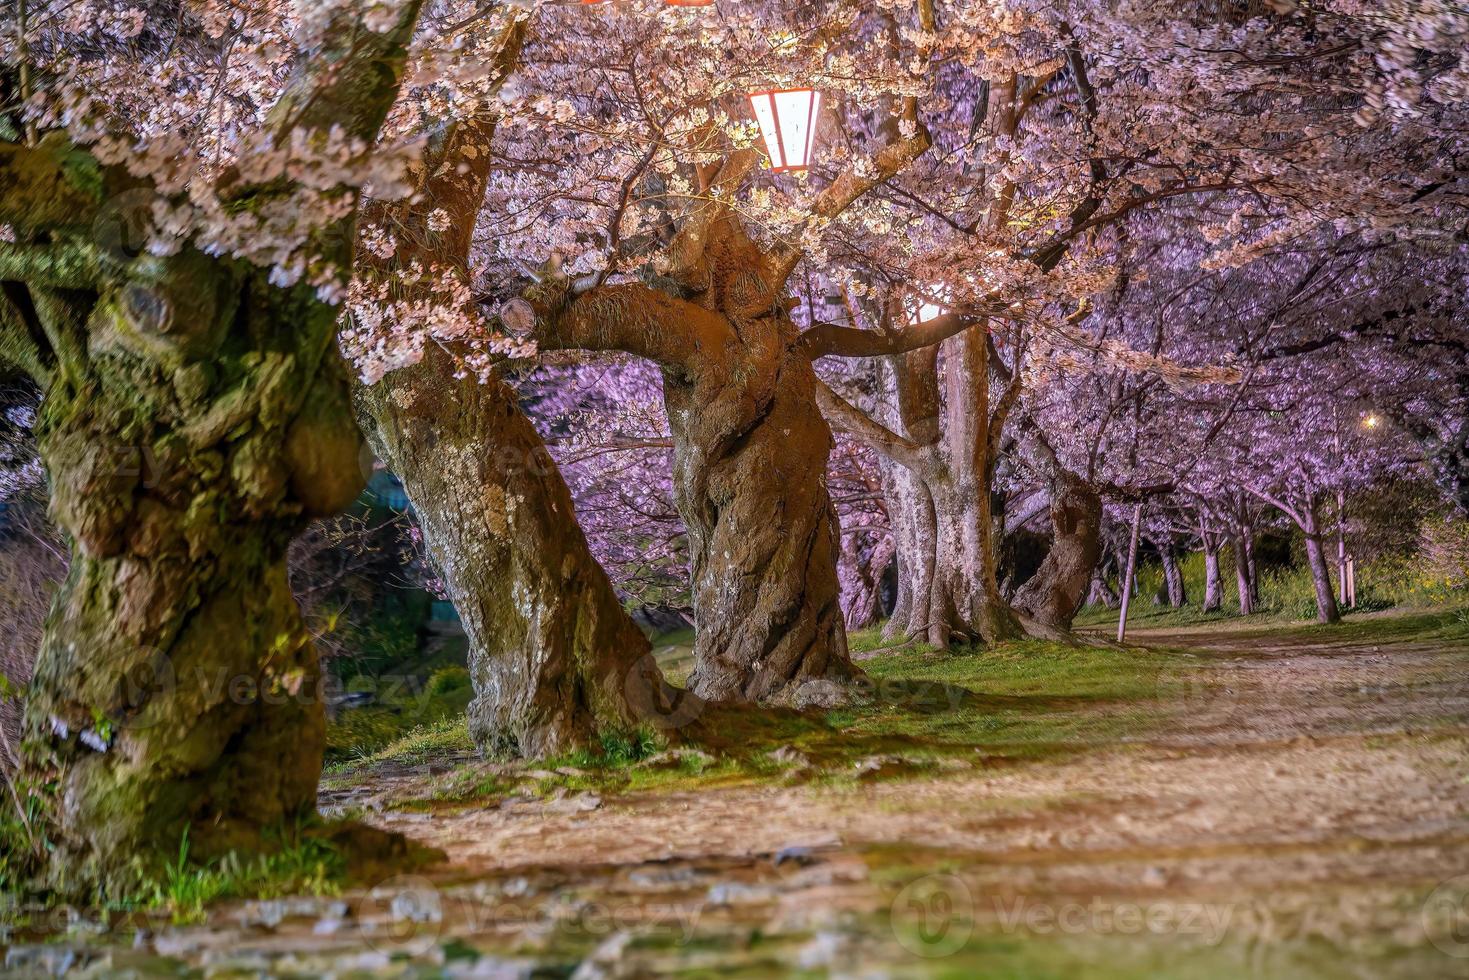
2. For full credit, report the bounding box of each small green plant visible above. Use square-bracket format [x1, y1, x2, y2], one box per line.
[141, 824, 345, 924]
[568, 729, 664, 769]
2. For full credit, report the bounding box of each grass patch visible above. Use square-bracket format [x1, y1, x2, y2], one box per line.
[135, 824, 346, 924]
[341, 633, 1179, 807]
[325, 714, 475, 776]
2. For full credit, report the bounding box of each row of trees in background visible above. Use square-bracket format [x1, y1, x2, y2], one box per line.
[1, 0, 1466, 891]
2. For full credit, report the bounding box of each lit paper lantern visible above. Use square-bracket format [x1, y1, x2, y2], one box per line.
[748, 88, 822, 173]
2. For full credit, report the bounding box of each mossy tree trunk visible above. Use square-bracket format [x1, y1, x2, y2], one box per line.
[1, 1, 424, 889]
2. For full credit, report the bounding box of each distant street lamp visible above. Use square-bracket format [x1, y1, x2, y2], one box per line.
[1362, 413, 1381, 429]
[748, 88, 822, 173]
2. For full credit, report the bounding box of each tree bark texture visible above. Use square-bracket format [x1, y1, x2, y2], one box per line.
[1011, 466, 1103, 630]
[515, 209, 857, 703]
[4, 1, 424, 888]
[351, 44, 680, 755]
[357, 351, 681, 756]
[21, 254, 366, 889]
[1202, 547, 1223, 611]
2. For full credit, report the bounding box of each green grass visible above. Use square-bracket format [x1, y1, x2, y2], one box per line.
[339, 631, 1178, 808]
[1075, 550, 1468, 631]
[133, 823, 346, 924]
[324, 665, 475, 764]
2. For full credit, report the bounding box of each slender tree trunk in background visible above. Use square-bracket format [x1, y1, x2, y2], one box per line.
[1160, 544, 1186, 608]
[839, 533, 892, 631]
[1012, 466, 1103, 630]
[929, 327, 1022, 645]
[1088, 571, 1120, 609]
[1116, 504, 1143, 643]
[358, 352, 678, 756]
[874, 353, 941, 643]
[1301, 501, 1342, 624]
[1233, 536, 1255, 615]
[1335, 488, 1353, 608]
[1202, 546, 1223, 611]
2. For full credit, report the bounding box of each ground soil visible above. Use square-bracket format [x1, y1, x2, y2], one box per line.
[8, 612, 1468, 978]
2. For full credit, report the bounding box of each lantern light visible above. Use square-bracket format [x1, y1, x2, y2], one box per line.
[748, 88, 822, 173]
[1363, 413, 1381, 429]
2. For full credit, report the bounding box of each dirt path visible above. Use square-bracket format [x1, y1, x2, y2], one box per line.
[11, 617, 1469, 978]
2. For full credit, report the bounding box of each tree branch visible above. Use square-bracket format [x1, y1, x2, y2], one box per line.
[0, 241, 104, 289]
[799, 309, 992, 360]
[814, 378, 927, 472]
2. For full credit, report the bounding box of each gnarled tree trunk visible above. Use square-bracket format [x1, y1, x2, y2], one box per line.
[667, 332, 853, 702]
[350, 43, 678, 755]
[21, 257, 366, 889]
[1012, 466, 1103, 630]
[511, 208, 859, 704]
[358, 351, 677, 756]
[5, 0, 425, 888]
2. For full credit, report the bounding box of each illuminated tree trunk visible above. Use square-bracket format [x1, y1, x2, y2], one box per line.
[512, 213, 859, 704]
[352, 52, 678, 755]
[1202, 547, 1223, 611]
[1233, 536, 1255, 615]
[1159, 543, 1186, 608]
[1300, 502, 1341, 624]
[666, 341, 854, 701]
[358, 351, 677, 756]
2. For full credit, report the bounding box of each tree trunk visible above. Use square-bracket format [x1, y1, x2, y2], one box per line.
[1160, 545, 1186, 608]
[5, 0, 426, 890]
[1202, 546, 1223, 611]
[1301, 505, 1341, 624]
[515, 211, 861, 704]
[22, 262, 366, 889]
[1011, 467, 1103, 630]
[357, 350, 679, 757]
[672, 345, 856, 702]
[1087, 571, 1120, 609]
[927, 328, 1022, 646]
[1233, 535, 1255, 615]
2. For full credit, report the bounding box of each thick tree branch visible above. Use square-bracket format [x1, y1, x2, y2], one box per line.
[506, 280, 732, 369]
[814, 377, 927, 471]
[0, 241, 104, 289]
[266, 0, 428, 145]
[798, 309, 991, 360]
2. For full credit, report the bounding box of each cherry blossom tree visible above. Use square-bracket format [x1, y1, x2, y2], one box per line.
[1, 0, 427, 888]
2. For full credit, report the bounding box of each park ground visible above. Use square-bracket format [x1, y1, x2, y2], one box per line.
[4, 606, 1469, 978]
